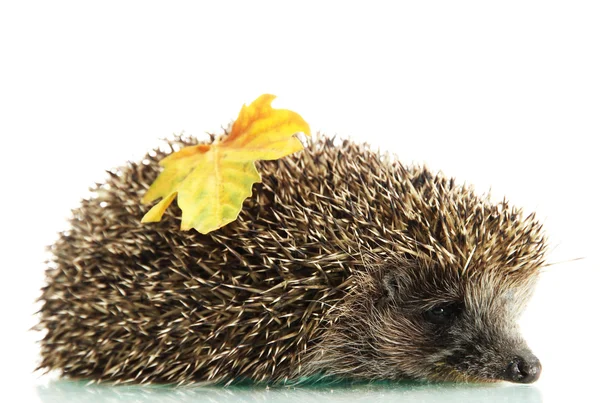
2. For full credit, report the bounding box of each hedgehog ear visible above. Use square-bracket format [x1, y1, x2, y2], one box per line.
[381, 270, 412, 303]
[382, 271, 398, 301]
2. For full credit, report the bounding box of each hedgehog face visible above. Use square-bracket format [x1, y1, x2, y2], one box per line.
[304, 257, 542, 384]
[372, 260, 542, 383]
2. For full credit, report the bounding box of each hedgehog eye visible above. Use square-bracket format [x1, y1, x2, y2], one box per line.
[423, 303, 461, 325]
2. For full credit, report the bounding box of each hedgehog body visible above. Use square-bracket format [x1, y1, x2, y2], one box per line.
[38, 135, 546, 385]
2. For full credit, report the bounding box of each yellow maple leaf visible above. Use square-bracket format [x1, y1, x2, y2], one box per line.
[141, 94, 311, 234]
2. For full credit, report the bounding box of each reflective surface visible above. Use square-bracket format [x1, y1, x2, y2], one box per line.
[38, 380, 542, 403]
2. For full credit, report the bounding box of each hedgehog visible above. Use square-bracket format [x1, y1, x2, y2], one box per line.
[37, 133, 547, 386]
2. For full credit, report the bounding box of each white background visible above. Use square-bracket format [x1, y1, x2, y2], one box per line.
[1, 1, 598, 402]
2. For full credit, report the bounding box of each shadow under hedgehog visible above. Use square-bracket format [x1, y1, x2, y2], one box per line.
[37, 134, 546, 385]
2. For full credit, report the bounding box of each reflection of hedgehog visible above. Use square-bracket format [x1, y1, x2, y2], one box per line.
[38, 134, 546, 385]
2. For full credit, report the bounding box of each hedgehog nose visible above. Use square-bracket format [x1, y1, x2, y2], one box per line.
[506, 356, 541, 383]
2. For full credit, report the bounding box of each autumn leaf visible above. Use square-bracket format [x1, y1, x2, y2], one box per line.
[141, 94, 310, 234]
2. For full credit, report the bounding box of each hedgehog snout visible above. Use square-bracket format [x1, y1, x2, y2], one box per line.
[444, 342, 542, 384]
[503, 354, 541, 384]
